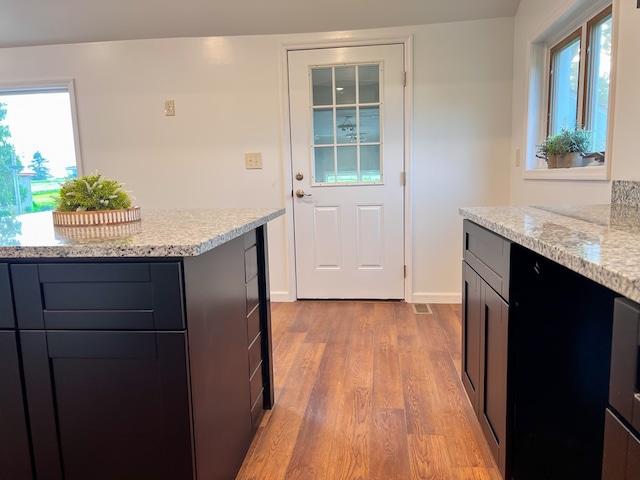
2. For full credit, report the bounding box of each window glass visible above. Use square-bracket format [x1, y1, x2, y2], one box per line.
[310, 64, 382, 184]
[335, 66, 356, 105]
[585, 13, 612, 152]
[312, 68, 333, 106]
[0, 88, 79, 217]
[549, 35, 581, 135]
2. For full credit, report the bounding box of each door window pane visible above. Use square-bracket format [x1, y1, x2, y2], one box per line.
[360, 145, 381, 182]
[586, 13, 612, 152]
[335, 66, 356, 105]
[313, 109, 334, 145]
[314, 146, 335, 183]
[337, 146, 357, 182]
[358, 65, 380, 104]
[336, 108, 357, 144]
[312, 68, 333, 106]
[550, 36, 581, 135]
[359, 106, 380, 143]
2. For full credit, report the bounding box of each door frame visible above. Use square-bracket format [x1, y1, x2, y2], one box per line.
[278, 35, 414, 302]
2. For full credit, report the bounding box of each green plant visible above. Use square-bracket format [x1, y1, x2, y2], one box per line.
[536, 126, 592, 158]
[55, 172, 132, 212]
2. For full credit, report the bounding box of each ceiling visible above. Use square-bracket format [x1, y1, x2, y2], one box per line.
[0, 0, 521, 49]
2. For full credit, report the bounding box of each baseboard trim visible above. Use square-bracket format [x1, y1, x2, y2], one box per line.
[411, 292, 462, 304]
[270, 291, 296, 302]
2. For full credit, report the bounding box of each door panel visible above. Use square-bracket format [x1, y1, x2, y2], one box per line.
[21, 330, 193, 480]
[356, 204, 383, 268]
[0, 331, 32, 479]
[314, 205, 341, 268]
[289, 44, 405, 299]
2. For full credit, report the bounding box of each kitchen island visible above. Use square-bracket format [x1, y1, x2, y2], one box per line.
[0, 207, 284, 480]
[459, 181, 640, 480]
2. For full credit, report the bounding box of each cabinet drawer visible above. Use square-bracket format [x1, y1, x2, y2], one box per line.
[248, 332, 262, 378]
[602, 409, 640, 479]
[249, 363, 264, 410]
[247, 307, 260, 345]
[243, 229, 257, 250]
[244, 246, 258, 283]
[246, 276, 259, 317]
[463, 220, 510, 301]
[12, 262, 185, 330]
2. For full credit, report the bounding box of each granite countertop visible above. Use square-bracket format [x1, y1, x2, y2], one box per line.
[459, 203, 640, 303]
[0, 208, 285, 258]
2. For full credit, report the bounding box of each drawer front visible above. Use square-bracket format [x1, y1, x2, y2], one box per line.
[248, 332, 263, 378]
[243, 229, 257, 250]
[11, 262, 184, 330]
[249, 364, 264, 411]
[246, 276, 259, 317]
[244, 246, 258, 283]
[602, 409, 640, 479]
[463, 220, 510, 301]
[610, 297, 640, 433]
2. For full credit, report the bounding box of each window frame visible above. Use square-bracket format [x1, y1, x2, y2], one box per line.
[524, 1, 616, 181]
[0, 78, 84, 174]
[0, 79, 84, 215]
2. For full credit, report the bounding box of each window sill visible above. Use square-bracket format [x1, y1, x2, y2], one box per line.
[523, 164, 608, 181]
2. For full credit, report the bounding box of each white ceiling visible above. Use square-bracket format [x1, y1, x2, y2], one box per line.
[0, 0, 521, 48]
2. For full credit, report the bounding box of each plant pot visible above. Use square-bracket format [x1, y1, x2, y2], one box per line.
[547, 152, 584, 169]
[52, 206, 141, 227]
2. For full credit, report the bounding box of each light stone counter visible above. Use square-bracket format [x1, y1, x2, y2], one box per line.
[0, 208, 285, 258]
[459, 203, 640, 303]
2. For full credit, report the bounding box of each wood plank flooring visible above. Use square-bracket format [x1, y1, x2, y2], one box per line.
[236, 302, 501, 480]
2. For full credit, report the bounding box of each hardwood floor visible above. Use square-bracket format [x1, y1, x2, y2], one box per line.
[236, 302, 501, 480]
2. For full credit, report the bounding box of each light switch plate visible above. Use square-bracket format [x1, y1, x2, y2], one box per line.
[164, 100, 175, 116]
[245, 152, 262, 169]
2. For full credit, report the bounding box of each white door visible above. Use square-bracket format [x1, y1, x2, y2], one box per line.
[288, 44, 405, 299]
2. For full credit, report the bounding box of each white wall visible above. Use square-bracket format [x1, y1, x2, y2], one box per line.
[411, 19, 514, 302]
[0, 19, 515, 302]
[510, 0, 640, 206]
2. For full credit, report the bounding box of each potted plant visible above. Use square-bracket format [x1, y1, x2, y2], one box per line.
[52, 172, 140, 226]
[536, 127, 592, 169]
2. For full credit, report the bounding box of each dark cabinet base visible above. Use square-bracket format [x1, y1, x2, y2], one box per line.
[510, 245, 616, 480]
[0, 227, 274, 480]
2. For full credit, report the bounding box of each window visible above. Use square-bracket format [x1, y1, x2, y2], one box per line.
[0, 81, 81, 217]
[546, 6, 612, 158]
[525, 1, 615, 179]
[310, 64, 382, 184]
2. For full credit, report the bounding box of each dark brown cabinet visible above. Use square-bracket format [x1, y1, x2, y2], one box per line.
[20, 331, 192, 480]
[0, 227, 273, 480]
[0, 263, 32, 480]
[0, 331, 33, 480]
[461, 227, 509, 478]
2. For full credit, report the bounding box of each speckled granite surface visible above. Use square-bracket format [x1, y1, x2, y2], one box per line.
[611, 180, 640, 206]
[459, 204, 640, 303]
[0, 208, 285, 258]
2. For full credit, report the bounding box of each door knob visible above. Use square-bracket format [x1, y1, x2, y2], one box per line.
[295, 189, 312, 198]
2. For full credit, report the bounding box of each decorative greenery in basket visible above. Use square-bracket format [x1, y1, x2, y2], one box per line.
[55, 172, 132, 212]
[52, 173, 140, 227]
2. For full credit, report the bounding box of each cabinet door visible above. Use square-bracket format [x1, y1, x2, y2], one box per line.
[0, 263, 15, 328]
[0, 331, 32, 479]
[21, 331, 193, 480]
[479, 282, 508, 478]
[462, 261, 482, 414]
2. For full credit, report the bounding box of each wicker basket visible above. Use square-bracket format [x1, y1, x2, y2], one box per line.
[54, 221, 142, 240]
[52, 207, 141, 227]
